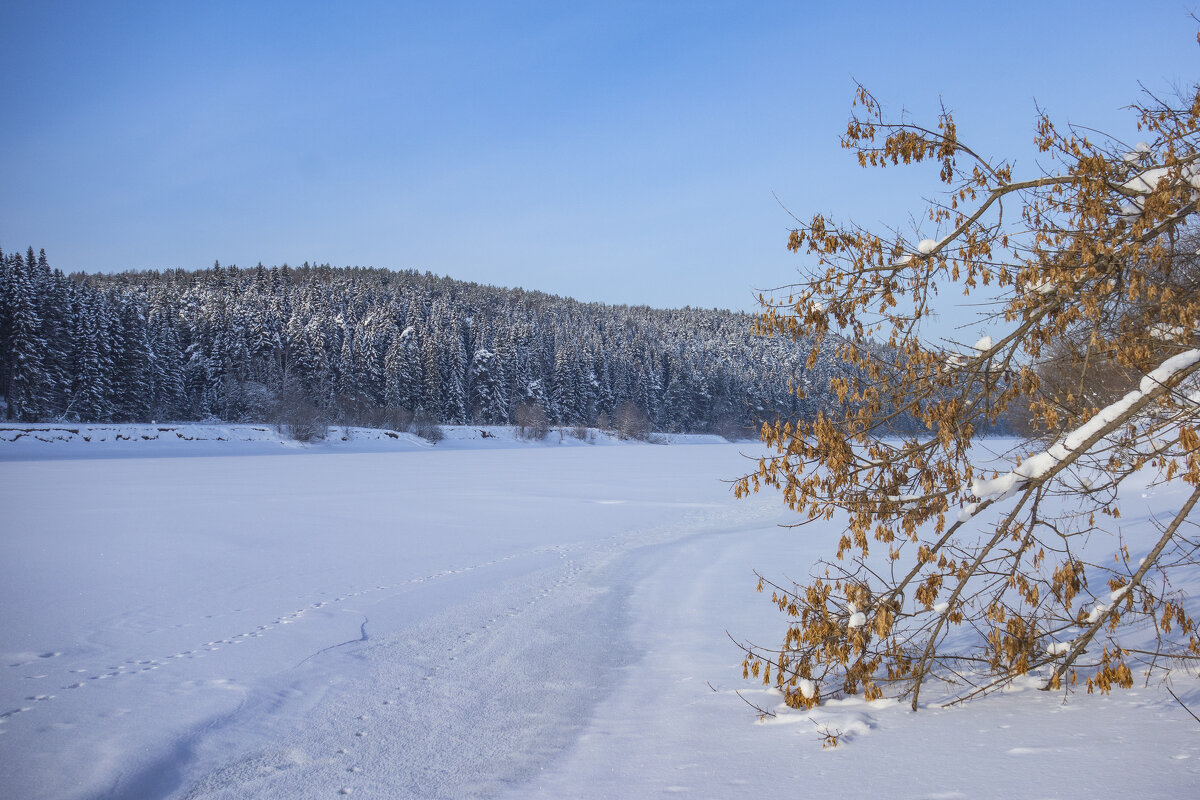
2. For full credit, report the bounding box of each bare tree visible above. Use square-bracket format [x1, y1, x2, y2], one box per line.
[273, 386, 327, 442]
[411, 405, 444, 443]
[614, 400, 652, 441]
[514, 402, 550, 441]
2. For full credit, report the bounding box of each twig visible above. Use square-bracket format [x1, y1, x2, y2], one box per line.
[734, 689, 776, 719]
[1166, 684, 1200, 726]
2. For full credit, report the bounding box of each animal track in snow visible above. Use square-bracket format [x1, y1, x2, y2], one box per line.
[8, 547, 557, 735]
[5, 651, 62, 668]
[310, 551, 592, 798]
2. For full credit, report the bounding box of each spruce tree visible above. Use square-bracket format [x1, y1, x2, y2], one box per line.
[6, 250, 51, 421]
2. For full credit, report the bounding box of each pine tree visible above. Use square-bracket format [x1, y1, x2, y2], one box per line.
[384, 324, 423, 413]
[438, 310, 468, 424]
[4, 250, 829, 432]
[35, 253, 72, 416]
[149, 307, 186, 419]
[469, 348, 509, 424]
[421, 324, 442, 417]
[69, 289, 112, 422]
[112, 294, 154, 421]
[550, 346, 577, 423]
[6, 250, 51, 421]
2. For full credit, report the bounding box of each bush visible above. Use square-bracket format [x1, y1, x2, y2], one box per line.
[514, 402, 550, 440]
[226, 380, 276, 422]
[361, 405, 414, 433]
[275, 397, 326, 442]
[714, 416, 749, 442]
[613, 400, 651, 440]
[411, 407, 443, 443]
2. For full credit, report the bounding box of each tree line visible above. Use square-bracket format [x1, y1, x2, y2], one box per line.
[0, 247, 846, 434]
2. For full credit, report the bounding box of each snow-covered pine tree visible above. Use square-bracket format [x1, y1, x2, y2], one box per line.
[469, 347, 509, 424]
[68, 288, 112, 422]
[5, 249, 52, 421]
[148, 305, 186, 420]
[8, 250, 837, 432]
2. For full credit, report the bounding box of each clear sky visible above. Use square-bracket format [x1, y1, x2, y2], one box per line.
[1, 1, 1196, 328]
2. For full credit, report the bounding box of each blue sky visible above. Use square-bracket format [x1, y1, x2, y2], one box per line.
[2, 1, 1196, 332]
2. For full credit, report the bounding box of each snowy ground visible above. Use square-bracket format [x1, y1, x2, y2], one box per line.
[0, 422, 729, 459]
[1, 428, 1197, 799]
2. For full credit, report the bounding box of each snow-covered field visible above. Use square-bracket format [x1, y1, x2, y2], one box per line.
[1, 427, 1197, 799]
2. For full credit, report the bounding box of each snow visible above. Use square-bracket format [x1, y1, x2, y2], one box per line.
[1123, 143, 1152, 163]
[971, 348, 1200, 502]
[1028, 278, 1055, 296]
[847, 611, 867, 628]
[1123, 165, 1177, 195]
[1087, 601, 1112, 624]
[1118, 160, 1200, 215]
[1, 431, 1197, 798]
[1150, 322, 1187, 341]
[0, 422, 730, 461]
[974, 335, 993, 353]
[917, 238, 939, 254]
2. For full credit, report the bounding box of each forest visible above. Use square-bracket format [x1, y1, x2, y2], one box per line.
[0, 247, 845, 435]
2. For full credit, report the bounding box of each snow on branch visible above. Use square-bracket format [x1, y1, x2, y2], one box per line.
[970, 349, 1200, 504]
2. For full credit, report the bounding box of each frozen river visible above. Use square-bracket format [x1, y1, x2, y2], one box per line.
[2, 437, 1196, 799]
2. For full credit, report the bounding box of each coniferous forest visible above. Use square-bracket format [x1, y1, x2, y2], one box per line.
[0, 247, 842, 434]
